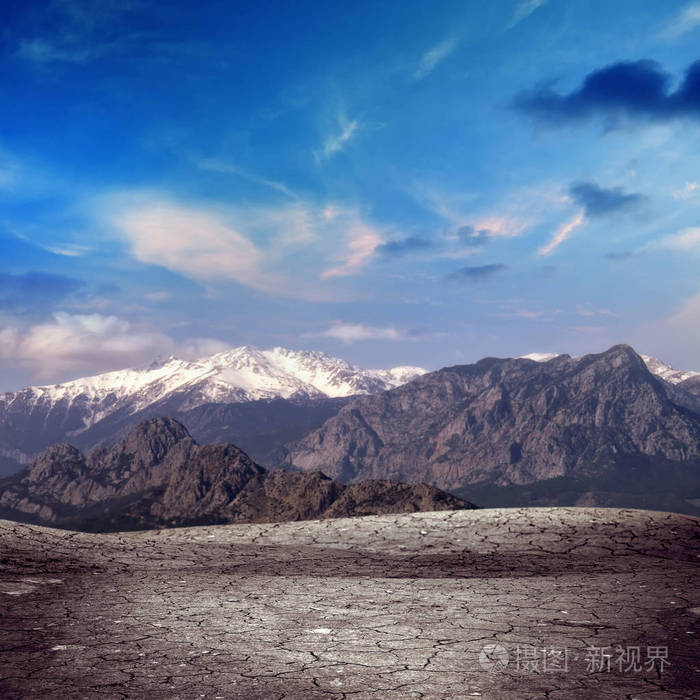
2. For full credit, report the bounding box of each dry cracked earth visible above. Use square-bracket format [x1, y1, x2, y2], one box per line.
[1, 507, 699, 699]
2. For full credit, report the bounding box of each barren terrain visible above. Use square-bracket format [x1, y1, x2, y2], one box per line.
[1, 507, 699, 699]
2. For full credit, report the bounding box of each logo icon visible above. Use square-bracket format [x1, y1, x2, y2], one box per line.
[479, 643, 510, 672]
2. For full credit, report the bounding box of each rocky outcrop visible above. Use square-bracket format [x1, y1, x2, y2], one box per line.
[0, 417, 473, 531]
[284, 345, 700, 496]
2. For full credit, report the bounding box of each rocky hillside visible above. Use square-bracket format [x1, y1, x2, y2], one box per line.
[0, 417, 473, 531]
[284, 345, 700, 513]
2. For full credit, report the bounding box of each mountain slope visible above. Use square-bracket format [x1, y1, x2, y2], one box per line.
[680, 375, 700, 398]
[283, 345, 700, 512]
[0, 417, 473, 531]
[0, 346, 425, 475]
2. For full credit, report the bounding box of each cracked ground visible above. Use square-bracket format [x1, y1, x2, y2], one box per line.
[1, 507, 699, 699]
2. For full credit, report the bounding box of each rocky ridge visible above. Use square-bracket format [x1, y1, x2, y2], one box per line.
[0, 417, 472, 531]
[284, 345, 700, 512]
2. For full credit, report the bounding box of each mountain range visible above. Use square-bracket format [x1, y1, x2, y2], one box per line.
[1, 343, 699, 518]
[0, 346, 425, 476]
[284, 345, 700, 515]
[0, 417, 473, 531]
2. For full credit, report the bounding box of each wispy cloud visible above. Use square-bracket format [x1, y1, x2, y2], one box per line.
[672, 181, 699, 201]
[507, 0, 549, 30]
[655, 226, 700, 252]
[536, 182, 645, 257]
[314, 323, 405, 343]
[321, 221, 383, 278]
[193, 157, 298, 200]
[14, 0, 147, 65]
[413, 38, 458, 80]
[494, 307, 554, 320]
[106, 195, 386, 299]
[315, 111, 361, 162]
[576, 305, 615, 318]
[413, 181, 562, 241]
[42, 244, 92, 257]
[661, 2, 700, 38]
[538, 211, 585, 256]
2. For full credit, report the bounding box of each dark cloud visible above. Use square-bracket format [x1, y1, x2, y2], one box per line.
[457, 225, 492, 244]
[569, 182, 646, 218]
[513, 59, 700, 126]
[446, 263, 509, 281]
[0, 271, 84, 311]
[376, 236, 434, 256]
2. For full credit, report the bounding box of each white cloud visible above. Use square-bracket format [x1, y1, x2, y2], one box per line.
[538, 211, 585, 256]
[0, 312, 230, 382]
[315, 323, 405, 343]
[655, 227, 700, 252]
[321, 222, 383, 279]
[507, 0, 549, 30]
[179, 337, 231, 358]
[315, 111, 360, 162]
[413, 38, 458, 80]
[106, 196, 386, 299]
[661, 2, 700, 38]
[117, 202, 265, 287]
[0, 313, 153, 380]
[672, 181, 699, 201]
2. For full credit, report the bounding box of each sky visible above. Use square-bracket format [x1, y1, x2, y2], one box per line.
[1, 0, 699, 390]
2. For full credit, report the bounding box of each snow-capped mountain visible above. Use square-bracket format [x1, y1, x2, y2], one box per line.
[1, 346, 426, 432]
[639, 355, 700, 384]
[0, 346, 426, 475]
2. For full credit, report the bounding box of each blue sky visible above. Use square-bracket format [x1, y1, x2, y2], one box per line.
[1, 0, 700, 389]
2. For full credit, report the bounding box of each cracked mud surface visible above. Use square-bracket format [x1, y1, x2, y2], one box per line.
[1, 507, 699, 699]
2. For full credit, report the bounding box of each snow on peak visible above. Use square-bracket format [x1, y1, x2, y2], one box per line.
[518, 351, 700, 384]
[1, 346, 427, 433]
[519, 353, 560, 363]
[640, 355, 700, 384]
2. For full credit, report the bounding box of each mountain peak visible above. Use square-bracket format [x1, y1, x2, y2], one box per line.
[0, 346, 427, 445]
[285, 344, 700, 493]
